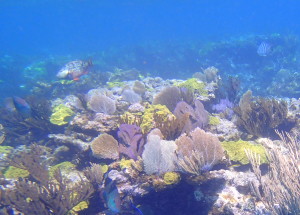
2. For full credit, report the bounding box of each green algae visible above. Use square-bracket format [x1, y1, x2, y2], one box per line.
[221, 140, 268, 165]
[4, 166, 30, 179]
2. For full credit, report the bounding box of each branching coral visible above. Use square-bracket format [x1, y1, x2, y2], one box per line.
[0, 144, 94, 215]
[0, 97, 56, 140]
[175, 128, 224, 175]
[235, 90, 288, 137]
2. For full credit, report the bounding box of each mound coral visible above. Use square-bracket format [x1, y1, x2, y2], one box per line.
[163, 172, 180, 185]
[91, 133, 119, 160]
[50, 104, 74, 126]
[4, 166, 30, 179]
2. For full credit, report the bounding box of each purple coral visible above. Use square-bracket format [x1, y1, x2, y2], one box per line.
[117, 124, 145, 160]
[212, 98, 233, 113]
[212, 98, 234, 118]
[173, 100, 209, 133]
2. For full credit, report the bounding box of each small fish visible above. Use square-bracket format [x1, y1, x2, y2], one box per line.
[257, 42, 272, 57]
[56, 60, 92, 81]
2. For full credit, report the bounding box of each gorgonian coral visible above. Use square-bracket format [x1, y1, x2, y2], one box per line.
[86, 89, 116, 115]
[175, 128, 224, 175]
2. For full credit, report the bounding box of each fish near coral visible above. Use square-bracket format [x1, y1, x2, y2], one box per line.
[56, 60, 92, 81]
[5, 96, 31, 118]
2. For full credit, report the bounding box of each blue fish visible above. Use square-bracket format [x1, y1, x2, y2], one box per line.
[102, 179, 143, 215]
[5, 96, 31, 117]
[257, 42, 272, 56]
[103, 180, 122, 214]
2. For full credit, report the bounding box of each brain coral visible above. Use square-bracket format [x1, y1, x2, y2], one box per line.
[91, 133, 119, 160]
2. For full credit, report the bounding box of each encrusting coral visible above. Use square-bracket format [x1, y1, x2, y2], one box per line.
[140, 104, 175, 134]
[50, 104, 74, 126]
[222, 140, 267, 165]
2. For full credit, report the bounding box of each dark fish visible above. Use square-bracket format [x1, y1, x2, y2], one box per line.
[5, 96, 31, 117]
[257, 42, 272, 56]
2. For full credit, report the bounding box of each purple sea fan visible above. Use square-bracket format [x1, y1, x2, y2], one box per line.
[117, 124, 145, 160]
[212, 98, 233, 113]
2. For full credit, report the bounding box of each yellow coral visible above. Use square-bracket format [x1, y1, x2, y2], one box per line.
[209, 115, 220, 126]
[49, 161, 76, 177]
[163, 172, 180, 185]
[70, 201, 89, 214]
[100, 164, 109, 173]
[140, 104, 175, 134]
[120, 111, 143, 125]
[119, 158, 133, 169]
[221, 140, 267, 165]
[176, 78, 208, 96]
[50, 104, 74, 126]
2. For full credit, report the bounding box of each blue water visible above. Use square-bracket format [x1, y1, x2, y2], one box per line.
[1, 0, 299, 55]
[0, 0, 299, 98]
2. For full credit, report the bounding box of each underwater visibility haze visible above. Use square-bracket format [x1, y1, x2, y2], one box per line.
[1, 1, 300, 215]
